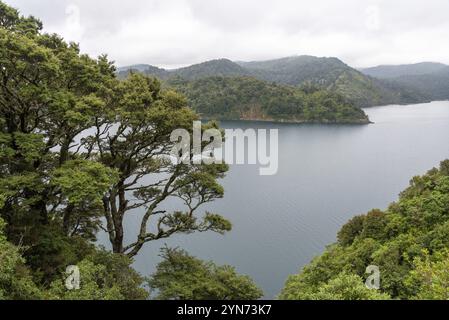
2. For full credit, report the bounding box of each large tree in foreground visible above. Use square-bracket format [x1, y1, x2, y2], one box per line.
[0, 2, 118, 277]
[87, 73, 231, 256]
[0, 0, 230, 281]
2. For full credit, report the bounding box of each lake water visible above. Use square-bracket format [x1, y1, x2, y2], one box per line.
[104, 101, 449, 299]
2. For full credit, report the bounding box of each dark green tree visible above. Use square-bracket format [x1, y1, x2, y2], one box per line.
[149, 247, 263, 300]
[87, 73, 231, 256]
[280, 160, 449, 300]
[0, 218, 42, 300]
[0, 1, 230, 293]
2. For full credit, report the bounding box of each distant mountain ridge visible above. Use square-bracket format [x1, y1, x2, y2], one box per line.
[237, 56, 350, 86]
[118, 59, 249, 80]
[118, 56, 434, 108]
[359, 62, 449, 101]
[237, 56, 428, 107]
[359, 62, 448, 79]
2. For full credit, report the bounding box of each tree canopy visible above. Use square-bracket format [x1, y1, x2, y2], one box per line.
[0, 1, 245, 300]
[169, 76, 370, 124]
[280, 160, 449, 300]
[149, 247, 263, 300]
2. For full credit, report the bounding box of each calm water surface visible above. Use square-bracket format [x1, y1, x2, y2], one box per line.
[101, 101, 449, 298]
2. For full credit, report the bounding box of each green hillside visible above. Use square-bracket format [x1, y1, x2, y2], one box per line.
[360, 62, 448, 79]
[168, 76, 370, 124]
[241, 56, 429, 107]
[120, 56, 429, 108]
[280, 160, 449, 300]
[360, 63, 449, 101]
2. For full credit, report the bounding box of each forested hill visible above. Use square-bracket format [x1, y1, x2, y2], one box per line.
[118, 56, 430, 108]
[240, 56, 429, 107]
[360, 62, 448, 79]
[118, 59, 249, 80]
[360, 63, 449, 101]
[280, 160, 449, 300]
[168, 76, 370, 124]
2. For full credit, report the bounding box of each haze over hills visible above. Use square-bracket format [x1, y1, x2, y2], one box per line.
[118, 57, 372, 123]
[235, 56, 429, 107]
[238, 56, 355, 86]
[359, 62, 449, 79]
[359, 62, 449, 101]
[118, 56, 433, 109]
[118, 58, 249, 80]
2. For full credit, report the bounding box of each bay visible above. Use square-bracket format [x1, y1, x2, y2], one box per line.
[100, 100, 449, 299]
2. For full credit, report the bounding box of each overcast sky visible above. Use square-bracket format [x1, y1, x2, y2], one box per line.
[5, 0, 449, 69]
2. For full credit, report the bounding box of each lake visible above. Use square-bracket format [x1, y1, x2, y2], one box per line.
[102, 100, 449, 299]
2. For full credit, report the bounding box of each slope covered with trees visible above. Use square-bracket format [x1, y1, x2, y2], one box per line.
[118, 59, 249, 81]
[149, 247, 263, 300]
[384, 70, 449, 101]
[119, 59, 372, 123]
[120, 56, 430, 109]
[237, 56, 431, 107]
[360, 63, 449, 101]
[168, 76, 370, 124]
[280, 160, 449, 300]
[360, 62, 448, 79]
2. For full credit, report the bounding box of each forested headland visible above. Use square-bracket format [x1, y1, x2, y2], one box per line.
[168, 76, 370, 124]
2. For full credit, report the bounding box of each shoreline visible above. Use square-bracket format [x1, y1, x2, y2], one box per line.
[202, 100, 449, 126]
[201, 117, 372, 125]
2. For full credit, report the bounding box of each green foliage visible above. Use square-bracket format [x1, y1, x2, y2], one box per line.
[169, 76, 369, 124]
[24, 226, 95, 284]
[0, 0, 233, 300]
[0, 218, 42, 300]
[406, 250, 449, 300]
[280, 160, 449, 300]
[361, 63, 449, 101]
[360, 209, 388, 240]
[149, 247, 263, 300]
[0, 216, 147, 300]
[0, 1, 42, 34]
[121, 56, 428, 108]
[118, 59, 248, 81]
[51, 160, 118, 206]
[337, 215, 365, 246]
[280, 273, 390, 300]
[46, 250, 148, 300]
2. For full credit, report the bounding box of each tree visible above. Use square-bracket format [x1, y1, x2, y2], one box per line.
[279, 160, 449, 300]
[0, 218, 42, 300]
[87, 73, 232, 256]
[0, 0, 231, 281]
[46, 249, 148, 300]
[360, 209, 388, 241]
[337, 215, 365, 246]
[0, 1, 42, 34]
[0, 1, 119, 261]
[289, 273, 390, 300]
[168, 76, 369, 123]
[148, 247, 263, 300]
[406, 250, 449, 300]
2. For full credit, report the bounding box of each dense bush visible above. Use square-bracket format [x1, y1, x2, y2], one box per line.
[170, 76, 370, 124]
[280, 160, 449, 300]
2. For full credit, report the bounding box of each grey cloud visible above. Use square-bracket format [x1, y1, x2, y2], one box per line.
[4, 0, 449, 68]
